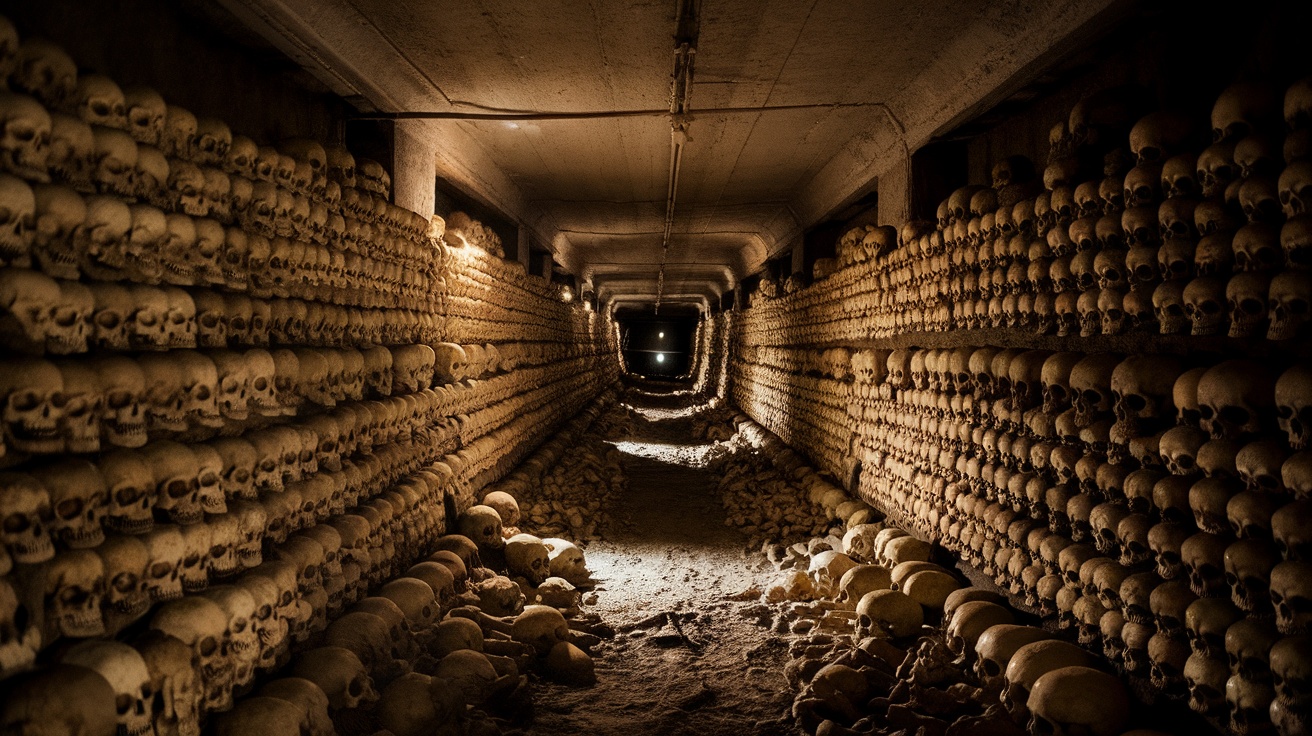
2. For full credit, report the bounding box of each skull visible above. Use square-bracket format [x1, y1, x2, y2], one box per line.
[58, 640, 154, 736]
[855, 589, 923, 639]
[458, 505, 504, 553]
[289, 646, 379, 711]
[543, 538, 589, 586]
[149, 596, 232, 713]
[505, 534, 552, 586]
[1266, 272, 1312, 340]
[1069, 353, 1121, 428]
[1227, 673, 1277, 736]
[142, 441, 203, 525]
[1026, 665, 1130, 736]
[1270, 560, 1312, 634]
[30, 459, 106, 549]
[1183, 532, 1230, 599]
[0, 269, 60, 352]
[1198, 360, 1275, 441]
[0, 472, 55, 564]
[139, 525, 185, 604]
[1000, 640, 1096, 723]
[432, 342, 468, 384]
[36, 549, 106, 639]
[0, 665, 116, 736]
[1184, 276, 1228, 336]
[1276, 365, 1312, 450]
[0, 91, 53, 182]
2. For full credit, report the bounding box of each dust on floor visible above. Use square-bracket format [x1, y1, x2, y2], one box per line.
[522, 404, 802, 736]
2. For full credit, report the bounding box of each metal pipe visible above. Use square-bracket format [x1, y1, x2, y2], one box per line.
[350, 101, 887, 121]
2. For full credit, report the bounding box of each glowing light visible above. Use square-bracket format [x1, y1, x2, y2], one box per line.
[658, 331, 665, 338]
[656, 353, 665, 363]
[504, 122, 520, 129]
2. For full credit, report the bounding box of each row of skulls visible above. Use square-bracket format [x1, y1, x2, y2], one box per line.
[731, 365, 852, 481]
[0, 192, 441, 310]
[745, 78, 1312, 346]
[441, 242, 603, 345]
[0, 442, 452, 729]
[0, 273, 452, 357]
[0, 330, 618, 461]
[0, 370, 620, 735]
[0, 350, 620, 567]
[0, 17, 439, 269]
[0, 340, 512, 459]
[0, 384, 611, 736]
[0, 14, 623, 736]
[730, 338, 1312, 734]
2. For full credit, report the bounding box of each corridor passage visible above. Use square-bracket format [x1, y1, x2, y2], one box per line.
[527, 397, 797, 736]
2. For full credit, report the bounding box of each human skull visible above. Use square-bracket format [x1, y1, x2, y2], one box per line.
[0, 665, 116, 736]
[38, 549, 107, 639]
[1026, 665, 1130, 736]
[1198, 361, 1275, 441]
[1000, 640, 1096, 722]
[458, 505, 505, 553]
[141, 441, 203, 525]
[289, 646, 379, 712]
[0, 91, 53, 182]
[1270, 561, 1312, 635]
[59, 639, 155, 736]
[505, 535, 551, 586]
[30, 459, 107, 549]
[855, 589, 922, 639]
[543, 538, 589, 586]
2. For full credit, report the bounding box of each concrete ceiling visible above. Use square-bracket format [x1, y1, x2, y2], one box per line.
[220, 0, 1125, 309]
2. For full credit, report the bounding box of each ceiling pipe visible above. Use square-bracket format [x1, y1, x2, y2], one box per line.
[350, 101, 891, 121]
[656, 0, 700, 314]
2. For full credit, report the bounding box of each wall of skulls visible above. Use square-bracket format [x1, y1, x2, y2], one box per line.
[0, 15, 619, 733]
[692, 311, 733, 399]
[731, 78, 1312, 733]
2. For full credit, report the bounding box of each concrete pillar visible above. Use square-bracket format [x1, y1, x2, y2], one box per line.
[391, 121, 435, 216]
[517, 227, 532, 270]
[877, 157, 912, 227]
[790, 239, 805, 276]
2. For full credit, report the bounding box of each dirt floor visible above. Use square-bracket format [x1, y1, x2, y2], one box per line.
[524, 400, 801, 736]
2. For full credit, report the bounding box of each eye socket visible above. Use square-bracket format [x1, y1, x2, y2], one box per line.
[166, 479, 191, 498]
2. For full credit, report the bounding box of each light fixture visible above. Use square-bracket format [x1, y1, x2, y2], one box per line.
[659, 331, 665, 338]
[656, 353, 665, 363]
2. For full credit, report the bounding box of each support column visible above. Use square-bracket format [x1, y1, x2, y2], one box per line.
[391, 121, 436, 216]
[517, 227, 532, 270]
[790, 239, 805, 276]
[877, 157, 911, 227]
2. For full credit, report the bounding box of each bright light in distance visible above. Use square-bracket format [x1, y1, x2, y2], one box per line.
[656, 353, 665, 363]
[658, 331, 665, 338]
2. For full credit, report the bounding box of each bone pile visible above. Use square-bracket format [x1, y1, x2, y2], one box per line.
[714, 414, 872, 550]
[776, 532, 1149, 736]
[732, 79, 1312, 736]
[0, 18, 621, 736]
[757, 509, 1214, 736]
[480, 396, 626, 543]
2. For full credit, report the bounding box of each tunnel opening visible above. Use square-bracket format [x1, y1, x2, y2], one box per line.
[616, 310, 701, 381]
